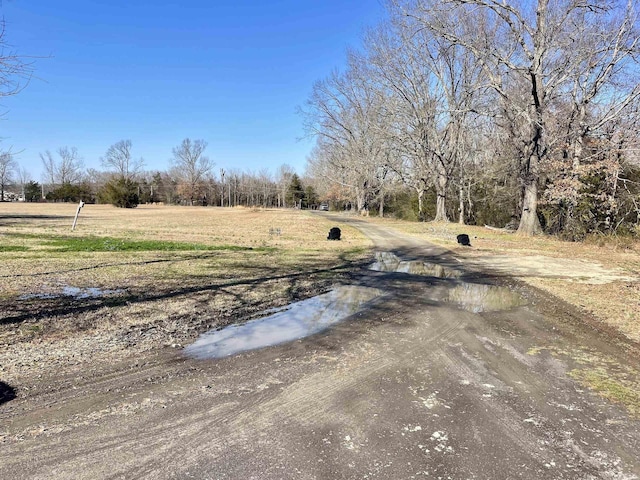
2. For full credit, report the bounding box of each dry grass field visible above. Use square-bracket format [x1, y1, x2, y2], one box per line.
[0, 203, 371, 383]
[365, 216, 640, 344]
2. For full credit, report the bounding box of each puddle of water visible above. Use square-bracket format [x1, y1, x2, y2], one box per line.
[370, 252, 461, 278]
[184, 285, 383, 360]
[446, 283, 525, 313]
[61, 286, 123, 298]
[19, 286, 123, 300]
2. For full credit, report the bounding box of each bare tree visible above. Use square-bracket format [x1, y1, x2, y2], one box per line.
[101, 139, 144, 180]
[0, 150, 17, 201]
[258, 168, 274, 207]
[360, 16, 486, 221]
[276, 164, 295, 207]
[40, 150, 56, 187]
[400, 0, 640, 234]
[17, 165, 31, 201]
[40, 147, 85, 189]
[57, 146, 84, 184]
[301, 58, 395, 214]
[171, 138, 214, 205]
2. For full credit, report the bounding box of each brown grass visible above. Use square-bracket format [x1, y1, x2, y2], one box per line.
[0, 204, 371, 297]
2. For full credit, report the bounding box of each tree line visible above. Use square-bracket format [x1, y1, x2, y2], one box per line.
[301, 0, 640, 239]
[2, 1, 640, 239]
[0, 138, 320, 210]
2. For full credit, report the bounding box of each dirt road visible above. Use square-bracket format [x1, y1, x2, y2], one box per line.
[1, 219, 639, 479]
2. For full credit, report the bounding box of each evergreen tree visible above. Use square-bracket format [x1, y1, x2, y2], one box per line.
[23, 181, 41, 202]
[286, 174, 305, 207]
[98, 178, 139, 208]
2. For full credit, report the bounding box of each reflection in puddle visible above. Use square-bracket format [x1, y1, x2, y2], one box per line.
[61, 287, 123, 298]
[446, 283, 525, 313]
[184, 286, 383, 360]
[371, 252, 461, 278]
[19, 286, 124, 300]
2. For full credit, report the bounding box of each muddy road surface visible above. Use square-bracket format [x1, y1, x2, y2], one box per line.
[1, 219, 639, 479]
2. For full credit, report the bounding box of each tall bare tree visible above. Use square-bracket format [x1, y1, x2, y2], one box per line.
[17, 165, 31, 201]
[0, 150, 16, 201]
[302, 57, 395, 214]
[40, 147, 85, 188]
[275, 164, 295, 207]
[171, 138, 214, 205]
[40, 150, 56, 187]
[401, 0, 640, 234]
[362, 17, 485, 221]
[101, 139, 144, 181]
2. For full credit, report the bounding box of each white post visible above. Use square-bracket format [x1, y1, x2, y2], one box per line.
[72, 200, 85, 231]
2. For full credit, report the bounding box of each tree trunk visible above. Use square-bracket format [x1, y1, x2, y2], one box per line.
[416, 187, 424, 221]
[434, 172, 449, 222]
[517, 179, 542, 235]
[458, 182, 465, 225]
[355, 186, 367, 215]
[378, 193, 385, 217]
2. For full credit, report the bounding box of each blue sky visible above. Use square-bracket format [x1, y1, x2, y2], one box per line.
[1, 0, 385, 181]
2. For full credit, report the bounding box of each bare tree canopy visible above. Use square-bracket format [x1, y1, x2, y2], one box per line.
[171, 138, 214, 205]
[394, 0, 640, 234]
[40, 147, 85, 186]
[0, 18, 34, 99]
[301, 56, 396, 214]
[101, 139, 144, 180]
[303, 0, 640, 236]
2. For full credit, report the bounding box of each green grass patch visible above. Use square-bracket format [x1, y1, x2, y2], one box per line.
[49, 236, 262, 252]
[3, 232, 273, 253]
[0, 245, 29, 252]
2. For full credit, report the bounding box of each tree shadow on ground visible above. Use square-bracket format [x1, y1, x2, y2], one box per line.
[0, 382, 17, 406]
[0, 243, 542, 329]
[0, 253, 372, 326]
[0, 255, 204, 279]
[0, 214, 72, 227]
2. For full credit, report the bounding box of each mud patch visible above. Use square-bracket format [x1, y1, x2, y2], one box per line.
[184, 285, 384, 359]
